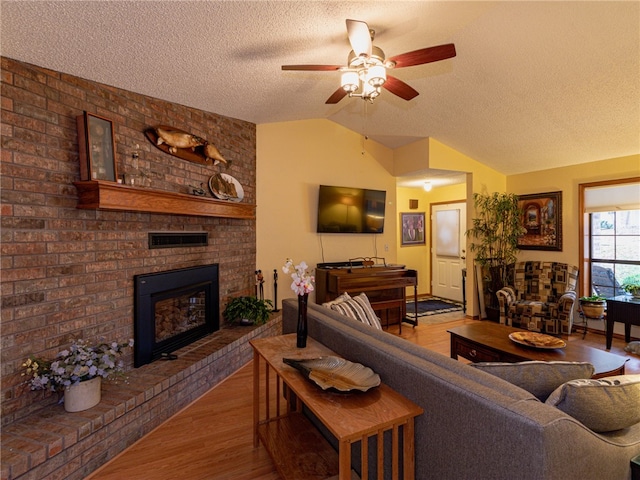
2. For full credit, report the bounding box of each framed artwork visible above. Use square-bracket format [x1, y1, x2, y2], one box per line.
[401, 212, 426, 246]
[517, 191, 562, 251]
[77, 112, 117, 181]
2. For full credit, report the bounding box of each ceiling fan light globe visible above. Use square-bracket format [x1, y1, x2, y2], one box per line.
[341, 72, 359, 93]
[362, 82, 379, 99]
[367, 65, 386, 87]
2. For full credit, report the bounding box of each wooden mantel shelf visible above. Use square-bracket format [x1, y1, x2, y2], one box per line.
[74, 180, 255, 219]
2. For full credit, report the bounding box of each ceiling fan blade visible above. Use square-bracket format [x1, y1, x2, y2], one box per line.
[325, 88, 348, 104]
[346, 19, 372, 57]
[383, 75, 419, 101]
[282, 65, 343, 71]
[389, 43, 456, 68]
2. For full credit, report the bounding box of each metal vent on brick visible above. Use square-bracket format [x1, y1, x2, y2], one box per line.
[148, 232, 208, 249]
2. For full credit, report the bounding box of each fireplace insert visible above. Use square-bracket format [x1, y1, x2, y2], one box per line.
[134, 264, 219, 367]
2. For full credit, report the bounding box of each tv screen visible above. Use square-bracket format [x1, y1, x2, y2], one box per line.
[317, 185, 386, 234]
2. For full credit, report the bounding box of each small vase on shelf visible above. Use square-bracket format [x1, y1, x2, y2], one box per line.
[297, 293, 308, 348]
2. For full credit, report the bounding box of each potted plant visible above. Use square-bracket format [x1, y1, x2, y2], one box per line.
[223, 296, 273, 325]
[622, 275, 640, 298]
[22, 338, 134, 412]
[467, 192, 526, 320]
[579, 295, 607, 318]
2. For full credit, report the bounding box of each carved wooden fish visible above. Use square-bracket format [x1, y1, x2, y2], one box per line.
[155, 128, 204, 154]
[204, 142, 228, 166]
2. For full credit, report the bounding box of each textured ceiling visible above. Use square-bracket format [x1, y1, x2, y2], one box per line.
[2, 1, 639, 186]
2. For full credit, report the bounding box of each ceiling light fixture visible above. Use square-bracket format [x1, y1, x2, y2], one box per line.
[423, 181, 433, 192]
[282, 19, 457, 105]
[339, 32, 390, 102]
[341, 64, 387, 101]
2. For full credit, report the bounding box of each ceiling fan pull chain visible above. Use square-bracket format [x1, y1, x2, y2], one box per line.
[361, 101, 368, 155]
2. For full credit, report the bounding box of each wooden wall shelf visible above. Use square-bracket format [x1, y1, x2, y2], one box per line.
[74, 180, 255, 219]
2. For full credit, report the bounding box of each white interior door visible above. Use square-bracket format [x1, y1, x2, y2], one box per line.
[431, 202, 466, 302]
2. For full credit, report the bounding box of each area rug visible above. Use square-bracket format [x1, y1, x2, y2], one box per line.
[406, 297, 463, 319]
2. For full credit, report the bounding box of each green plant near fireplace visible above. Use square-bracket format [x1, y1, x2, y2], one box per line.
[223, 296, 273, 325]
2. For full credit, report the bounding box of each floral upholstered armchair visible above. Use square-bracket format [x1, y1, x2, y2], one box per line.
[497, 262, 579, 335]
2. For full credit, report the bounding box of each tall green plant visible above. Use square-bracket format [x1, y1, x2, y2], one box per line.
[467, 192, 526, 304]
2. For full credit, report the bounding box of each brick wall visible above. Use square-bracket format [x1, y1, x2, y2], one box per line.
[1, 57, 258, 423]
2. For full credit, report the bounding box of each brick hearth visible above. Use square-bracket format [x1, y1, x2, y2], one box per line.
[1, 315, 281, 480]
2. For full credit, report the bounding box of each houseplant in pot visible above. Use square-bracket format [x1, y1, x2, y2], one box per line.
[622, 275, 640, 299]
[579, 295, 606, 318]
[223, 296, 273, 326]
[22, 338, 134, 412]
[467, 192, 526, 320]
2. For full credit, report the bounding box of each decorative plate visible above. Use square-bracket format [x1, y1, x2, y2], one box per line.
[208, 173, 244, 202]
[509, 331, 566, 349]
[283, 356, 381, 392]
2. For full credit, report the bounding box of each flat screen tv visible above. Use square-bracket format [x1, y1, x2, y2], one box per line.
[317, 185, 386, 234]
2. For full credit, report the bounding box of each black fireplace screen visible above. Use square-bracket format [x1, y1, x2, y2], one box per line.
[134, 264, 219, 367]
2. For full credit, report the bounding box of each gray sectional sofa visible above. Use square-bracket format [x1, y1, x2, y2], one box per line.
[282, 298, 640, 480]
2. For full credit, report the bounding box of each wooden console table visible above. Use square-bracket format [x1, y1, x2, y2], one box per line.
[315, 265, 418, 332]
[605, 295, 640, 350]
[448, 322, 628, 379]
[251, 334, 423, 480]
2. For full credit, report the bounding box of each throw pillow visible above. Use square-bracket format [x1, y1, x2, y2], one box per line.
[545, 374, 640, 432]
[322, 292, 351, 308]
[330, 292, 382, 330]
[471, 361, 595, 401]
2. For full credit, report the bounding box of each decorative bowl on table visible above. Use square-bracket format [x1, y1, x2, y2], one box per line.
[283, 356, 381, 392]
[508, 331, 566, 349]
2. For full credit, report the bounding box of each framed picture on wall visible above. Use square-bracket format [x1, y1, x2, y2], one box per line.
[77, 112, 118, 182]
[401, 212, 426, 246]
[517, 191, 562, 251]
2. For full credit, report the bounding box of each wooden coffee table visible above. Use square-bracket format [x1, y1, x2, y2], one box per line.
[448, 322, 628, 379]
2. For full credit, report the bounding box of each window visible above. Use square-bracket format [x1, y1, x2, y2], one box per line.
[589, 209, 640, 297]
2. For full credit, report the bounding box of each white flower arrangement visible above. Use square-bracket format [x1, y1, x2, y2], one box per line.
[282, 258, 315, 296]
[22, 338, 134, 392]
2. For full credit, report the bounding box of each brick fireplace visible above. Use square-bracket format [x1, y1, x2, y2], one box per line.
[1, 57, 275, 479]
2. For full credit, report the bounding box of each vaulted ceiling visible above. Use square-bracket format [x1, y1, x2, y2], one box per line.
[2, 1, 639, 183]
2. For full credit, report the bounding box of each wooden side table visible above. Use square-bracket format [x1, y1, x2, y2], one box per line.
[605, 295, 640, 350]
[251, 334, 423, 480]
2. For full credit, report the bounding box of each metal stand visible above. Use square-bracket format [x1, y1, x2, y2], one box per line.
[577, 310, 604, 339]
[272, 269, 279, 312]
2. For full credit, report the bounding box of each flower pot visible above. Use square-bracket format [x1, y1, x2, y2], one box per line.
[580, 301, 606, 319]
[628, 287, 640, 299]
[64, 376, 101, 412]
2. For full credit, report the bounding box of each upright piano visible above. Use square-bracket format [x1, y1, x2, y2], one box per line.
[315, 263, 418, 332]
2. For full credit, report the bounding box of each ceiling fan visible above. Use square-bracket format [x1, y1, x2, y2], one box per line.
[282, 19, 456, 104]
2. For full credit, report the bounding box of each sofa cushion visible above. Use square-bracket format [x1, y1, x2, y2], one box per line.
[471, 361, 595, 401]
[330, 292, 382, 329]
[322, 292, 351, 308]
[545, 374, 640, 432]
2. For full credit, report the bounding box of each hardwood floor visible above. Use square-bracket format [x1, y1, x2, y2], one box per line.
[87, 316, 639, 480]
